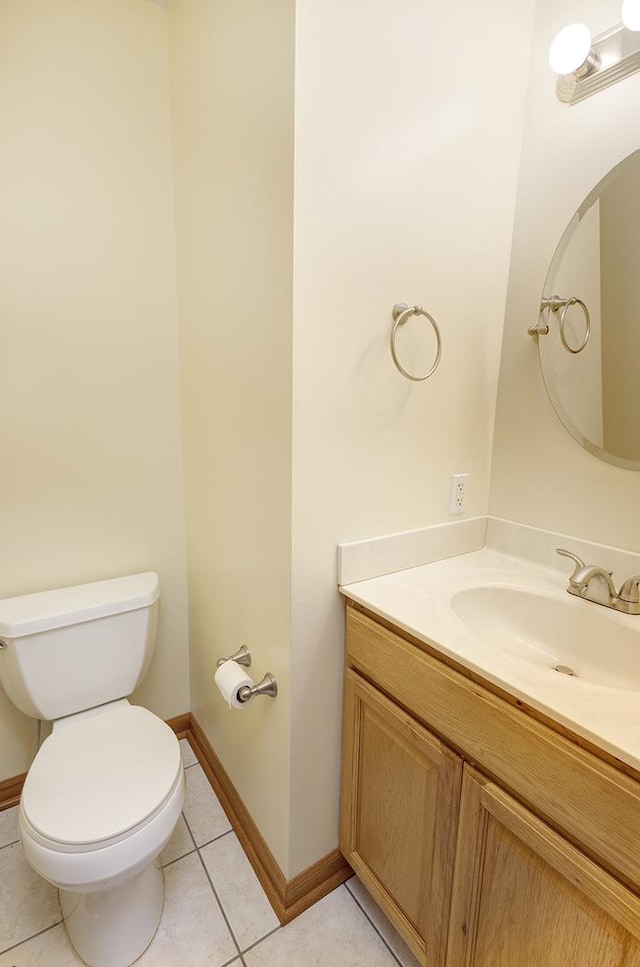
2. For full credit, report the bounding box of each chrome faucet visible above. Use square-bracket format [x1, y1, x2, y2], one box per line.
[556, 548, 640, 614]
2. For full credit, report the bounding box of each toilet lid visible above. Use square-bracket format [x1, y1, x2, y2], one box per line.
[21, 704, 182, 848]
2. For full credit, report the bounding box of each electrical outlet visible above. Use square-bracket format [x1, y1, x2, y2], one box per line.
[449, 473, 469, 515]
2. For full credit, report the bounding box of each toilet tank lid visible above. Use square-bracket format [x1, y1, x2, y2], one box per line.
[0, 572, 160, 639]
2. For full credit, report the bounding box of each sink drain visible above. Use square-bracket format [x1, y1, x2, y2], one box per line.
[553, 664, 576, 677]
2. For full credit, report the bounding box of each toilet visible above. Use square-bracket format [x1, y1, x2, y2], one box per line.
[0, 572, 185, 967]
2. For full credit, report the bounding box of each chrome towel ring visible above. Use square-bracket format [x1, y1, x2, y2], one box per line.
[529, 295, 591, 354]
[390, 303, 442, 382]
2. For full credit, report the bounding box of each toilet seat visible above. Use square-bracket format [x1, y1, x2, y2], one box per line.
[21, 702, 182, 852]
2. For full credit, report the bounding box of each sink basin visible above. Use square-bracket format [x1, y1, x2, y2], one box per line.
[451, 585, 640, 691]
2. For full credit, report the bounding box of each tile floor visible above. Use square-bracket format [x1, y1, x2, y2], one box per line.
[0, 741, 420, 967]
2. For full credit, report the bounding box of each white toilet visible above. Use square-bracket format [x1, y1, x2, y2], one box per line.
[0, 572, 185, 967]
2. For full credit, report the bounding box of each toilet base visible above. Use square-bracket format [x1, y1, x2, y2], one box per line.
[60, 860, 164, 967]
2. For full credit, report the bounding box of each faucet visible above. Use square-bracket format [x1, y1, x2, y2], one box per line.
[556, 548, 640, 614]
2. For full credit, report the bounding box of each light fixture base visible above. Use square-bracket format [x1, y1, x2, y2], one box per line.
[557, 23, 640, 103]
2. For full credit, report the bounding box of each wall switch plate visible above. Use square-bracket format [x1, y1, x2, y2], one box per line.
[449, 473, 469, 515]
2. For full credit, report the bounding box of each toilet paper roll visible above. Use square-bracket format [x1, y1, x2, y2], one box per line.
[214, 660, 254, 709]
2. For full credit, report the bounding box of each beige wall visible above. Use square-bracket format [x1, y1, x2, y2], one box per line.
[0, 0, 190, 780]
[288, 0, 535, 875]
[169, 0, 534, 878]
[491, 0, 640, 550]
[169, 0, 295, 873]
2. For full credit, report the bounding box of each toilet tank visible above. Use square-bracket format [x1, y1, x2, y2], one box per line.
[0, 572, 160, 720]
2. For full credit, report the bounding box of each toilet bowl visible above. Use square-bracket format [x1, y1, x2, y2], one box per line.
[0, 572, 185, 967]
[19, 701, 184, 967]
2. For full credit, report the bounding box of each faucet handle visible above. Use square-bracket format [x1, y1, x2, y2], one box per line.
[618, 575, 640, 604]
[556, 547, 585, 579]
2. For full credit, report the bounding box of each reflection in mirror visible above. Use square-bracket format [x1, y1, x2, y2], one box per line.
[535, 149, 640, 470]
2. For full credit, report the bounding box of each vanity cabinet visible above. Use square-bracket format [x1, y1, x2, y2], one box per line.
[340, 601, 640, 967]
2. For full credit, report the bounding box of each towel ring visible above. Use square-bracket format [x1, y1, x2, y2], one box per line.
[390, 303, 442, 382]
[537, 296, 591, 354]
[558, 298, 590, 354]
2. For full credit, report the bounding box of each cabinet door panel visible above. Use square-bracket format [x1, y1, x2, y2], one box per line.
[341, 669, 462, 967]
[448, 767, 640, 967]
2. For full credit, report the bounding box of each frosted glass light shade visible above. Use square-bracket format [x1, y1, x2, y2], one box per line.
[622, 0, 640, 30]
[549, 23, 592, 74]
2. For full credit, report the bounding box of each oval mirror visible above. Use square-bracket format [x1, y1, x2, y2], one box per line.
[533, 149, 640, 470]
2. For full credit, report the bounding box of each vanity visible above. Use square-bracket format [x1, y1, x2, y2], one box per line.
[338, 143, 640, 964]
[339, 538, 640, 967]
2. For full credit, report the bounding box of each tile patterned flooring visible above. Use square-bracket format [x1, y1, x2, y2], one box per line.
[0, 741, 420, 967]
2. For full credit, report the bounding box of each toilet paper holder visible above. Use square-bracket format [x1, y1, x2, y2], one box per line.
[216, 647, 278, 703]
[216, 646, 252, 669]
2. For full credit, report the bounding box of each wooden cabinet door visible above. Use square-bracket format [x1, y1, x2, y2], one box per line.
[340, 668, 463, 967]
[448, 766, 640, 967]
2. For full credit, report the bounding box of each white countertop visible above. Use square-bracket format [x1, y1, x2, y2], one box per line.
[340, 546, 640, 773]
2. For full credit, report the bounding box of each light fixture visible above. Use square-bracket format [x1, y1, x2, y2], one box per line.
[549, 7, 640, 104]
[622, 0, 640, 30]
[548, 24, 594, 76]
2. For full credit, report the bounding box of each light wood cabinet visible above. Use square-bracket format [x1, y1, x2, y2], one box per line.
[340, 669, 462, 966]
[448, 768, 640, 967]
[340, 600, 640, 967]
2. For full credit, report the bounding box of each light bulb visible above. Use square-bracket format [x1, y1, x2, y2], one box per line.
[622, 0, 640, 30]
[548, 23, 593, 74]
